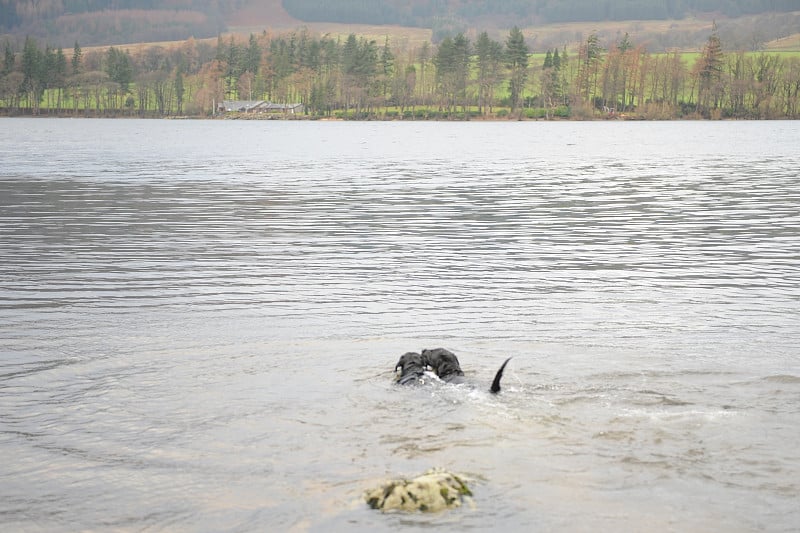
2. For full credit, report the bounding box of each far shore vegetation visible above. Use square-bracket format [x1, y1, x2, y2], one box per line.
[2, 24, 800, 120]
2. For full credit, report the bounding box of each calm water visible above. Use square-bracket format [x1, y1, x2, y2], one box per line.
[1, 118, 798, 532]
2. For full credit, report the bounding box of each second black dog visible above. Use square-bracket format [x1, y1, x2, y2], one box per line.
[420, 348, 466, 384]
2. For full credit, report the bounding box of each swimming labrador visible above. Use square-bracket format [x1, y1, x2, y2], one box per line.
[395, 347, 511, 394]
[394, 352, 428, 386]
[420, 348, 466, 384]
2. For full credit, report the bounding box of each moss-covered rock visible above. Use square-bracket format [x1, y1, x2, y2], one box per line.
[364, 468, 473, 512]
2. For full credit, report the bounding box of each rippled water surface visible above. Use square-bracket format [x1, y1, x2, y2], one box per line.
[1, 118, 799, 531]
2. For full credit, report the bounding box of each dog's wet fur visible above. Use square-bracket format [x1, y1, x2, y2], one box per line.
[395, 347, 511, 394]
[394, 352, 427, 386]
[421, 348, 465, 384]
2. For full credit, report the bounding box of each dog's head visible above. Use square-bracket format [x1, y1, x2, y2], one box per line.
[421, 348, 464, 379]
[395, 352, 425, 373]
[395, 352, 426, 385]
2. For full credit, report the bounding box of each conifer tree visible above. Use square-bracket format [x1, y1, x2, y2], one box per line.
[21, 36, 44, 111]
[379, 37, 394, 104]
[475, 31, 502, 115]
[106, 47, 133, 93]
[71, 41, 82, 75]
[3, 41, 14, 75]
[505, 26, 528, 114]
[696, 21, 725, 113]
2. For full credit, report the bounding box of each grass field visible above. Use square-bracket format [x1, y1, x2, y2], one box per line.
[766, 33, 800, 51]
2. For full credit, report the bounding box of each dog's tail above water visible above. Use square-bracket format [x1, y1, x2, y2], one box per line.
[490, 357, 512, 394]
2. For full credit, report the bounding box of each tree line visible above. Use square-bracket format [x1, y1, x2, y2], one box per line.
[2, 26, 799, 119]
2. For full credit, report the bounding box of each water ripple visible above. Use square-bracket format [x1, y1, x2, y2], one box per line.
[1, 120, 799, 531]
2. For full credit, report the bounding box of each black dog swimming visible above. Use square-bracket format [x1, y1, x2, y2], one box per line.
[394, 352, 427, 385]
[420, 348, 466, 384]
[395, 347, 511, 394]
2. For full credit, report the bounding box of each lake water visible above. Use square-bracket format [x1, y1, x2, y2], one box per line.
[1, 118, 798, 532]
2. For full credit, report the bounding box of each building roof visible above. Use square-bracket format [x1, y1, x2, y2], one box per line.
[222, 100, 264, 112]
[221, 100, 303, 112]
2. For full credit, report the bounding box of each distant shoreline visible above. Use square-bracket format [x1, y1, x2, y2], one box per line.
[1, 109, 790, 121]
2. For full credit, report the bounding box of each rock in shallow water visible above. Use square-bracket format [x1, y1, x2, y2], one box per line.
[364, 468, 473, 512]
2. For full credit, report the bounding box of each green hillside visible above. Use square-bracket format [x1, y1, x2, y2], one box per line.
[1, 0, 799, 47]
[281, 0, 798, 27]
